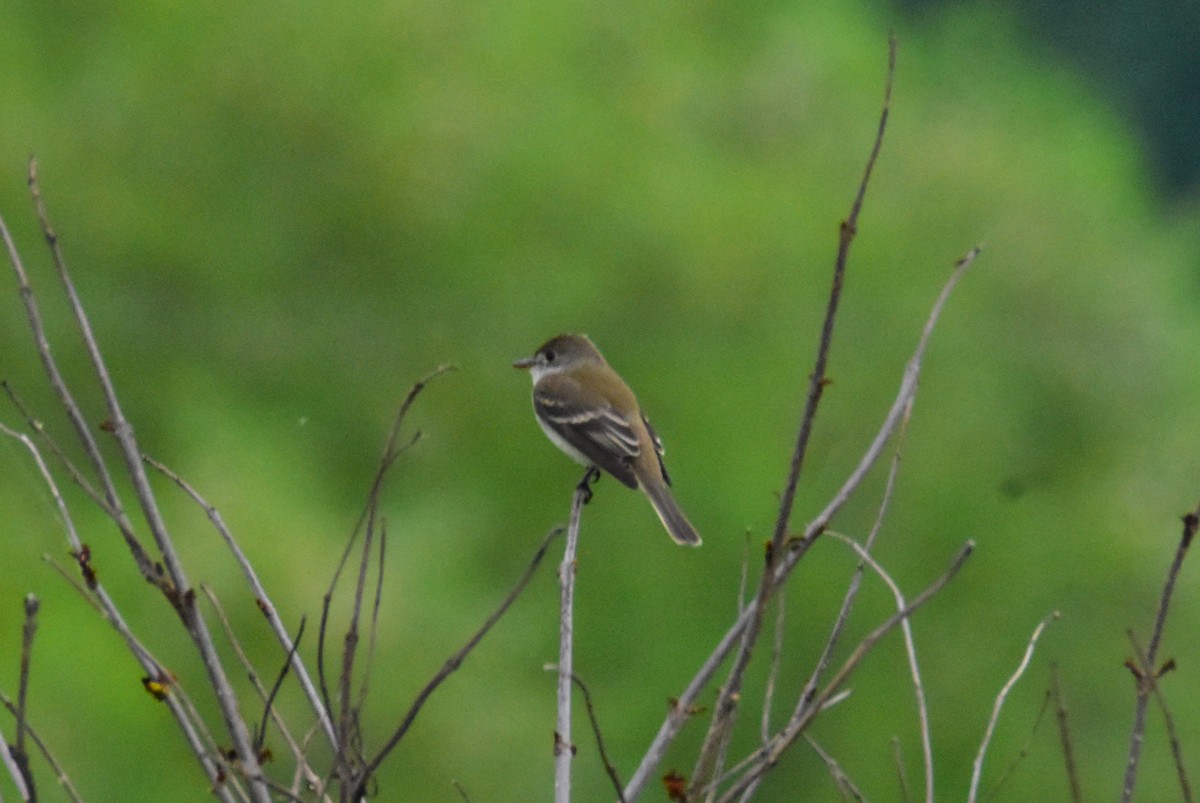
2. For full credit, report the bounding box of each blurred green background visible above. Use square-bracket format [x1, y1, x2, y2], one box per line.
[2, 0, 1199, 800]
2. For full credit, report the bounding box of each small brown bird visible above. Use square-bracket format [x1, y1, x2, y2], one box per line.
[514, 333, 701, 546]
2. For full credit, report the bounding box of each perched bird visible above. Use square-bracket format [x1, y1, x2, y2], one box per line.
[514, 333, 700, 546]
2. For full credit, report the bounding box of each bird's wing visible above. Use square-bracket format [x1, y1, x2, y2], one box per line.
[534, 375, 641, 488]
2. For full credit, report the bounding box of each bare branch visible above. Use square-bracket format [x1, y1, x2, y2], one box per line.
[0, 692, 84, 803]
[568, 672, 625, 802]
[892, 737, 912, 803]
[1, 171, 157, 583]
[623, 243, 980, 801]
[791, 394, 920, 794]
[713, 541, 974, 802]
[0, 421, 237, 800]
[2, 593, 41, 801]
[689, 35, 900, 795]
[1, 381, 111, 516]
[19, 160, 270, 800]
[354, 524, 563, 794]
[1127, 632, 1194, 803]
[805, 735, 866, 802]
[200, 586, 329, 801]
[146, 454, 339, 752]
[1050, 666, 1084, 803]
[317, 364, 454, 761]
[968, 612, 1058, 803]
[1121, 502, 1198, 803]
[555, 467, 595, 802]
[759, 588, 786, 744]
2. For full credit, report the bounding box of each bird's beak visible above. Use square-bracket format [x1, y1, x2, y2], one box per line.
[513, 356, 535, 370]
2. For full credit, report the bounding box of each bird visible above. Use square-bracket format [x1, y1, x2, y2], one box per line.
[514, 333, 701, 546]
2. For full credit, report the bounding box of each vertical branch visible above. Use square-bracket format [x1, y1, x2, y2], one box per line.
[1121, 503, 1198, 803]
[1118, 501, 1195, 801]
[1050, 667, 1084, 803]
[24, 160, 269, 800]
[688, 36, 898, 792]
[555, 469, 593, 802]
[8, 593, 41, 801]
[624, 244, 979, 802]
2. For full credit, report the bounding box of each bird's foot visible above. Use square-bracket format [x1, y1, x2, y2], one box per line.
[576, 466, 600, 504]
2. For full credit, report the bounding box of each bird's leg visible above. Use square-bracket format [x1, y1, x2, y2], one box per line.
[576, 466, 601, 504]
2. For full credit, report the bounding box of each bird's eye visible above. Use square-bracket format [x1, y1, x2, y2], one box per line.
[543, 350, 556, 362]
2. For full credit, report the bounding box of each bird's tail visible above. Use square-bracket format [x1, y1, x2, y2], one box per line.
[642, 479, 701, 546]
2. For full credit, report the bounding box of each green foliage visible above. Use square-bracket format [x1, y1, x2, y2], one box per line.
[1, 0, 1198, 800]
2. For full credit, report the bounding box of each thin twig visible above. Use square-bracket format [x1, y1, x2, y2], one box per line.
[1, 165, 158, 584]
[760, 588, 786, 744]
[827, 524, 934, 802]
[792, 394, 921, 796]
[338, 466, 381, 791]
[317, 364, 454, 763]
[7, 593, 41, 801]
[892, 737, 912, 803]
[714, 541, 974, 803]
[356, 521, 388, 722]
[0, 727, 32, 801]
[805, 735, 866, 802]
[1127, 631, 1193, 803]
[1121, 502, 1198, 803]
[568, 672, 625, 802]
[967, 612, 1058, 803]
[1050, 667, 1083, 803]
[623, 244, 980, 801]
[0, 421, 236, 800]
[2, 381, 112, 517]
[16, 594, 38, 761]
[688, 34, 900, 795]
[0, 692, 85, 803]
[353, 525, 563, 794]
[200, 586, 328, 800]
[26, 159, 269, 800]
[145, 454, 339, 751]
[984, 681, 1054, 799]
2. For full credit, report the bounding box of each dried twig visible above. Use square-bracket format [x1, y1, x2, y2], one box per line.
[317, 366, 453, 767]
[199, 585, 327, 800]
[789, 394, 923, 798]
[1050, 666, 1084, 803]
[688, 35, 900, 795]
[623, 242, 980, 800]
[0, 421, 235, 800]
[1121, 502, 1198, 803]
[1127, 632, 1193, 803]
[892, 737, 912, 803]
[805, 735, 866, 802]
[967, 612, 1058, 803]
[0, 692, 84, 803]
[6, 160, 267, 800]
[353, 525, 563, 795]
[145, 454, 339, 751]
[568, 672, 625, 802]
[759, 588, 786, 744]
[984, 679, 1055, 799]
[713, 541, 974, 802]
[1, 594, 41, 801]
